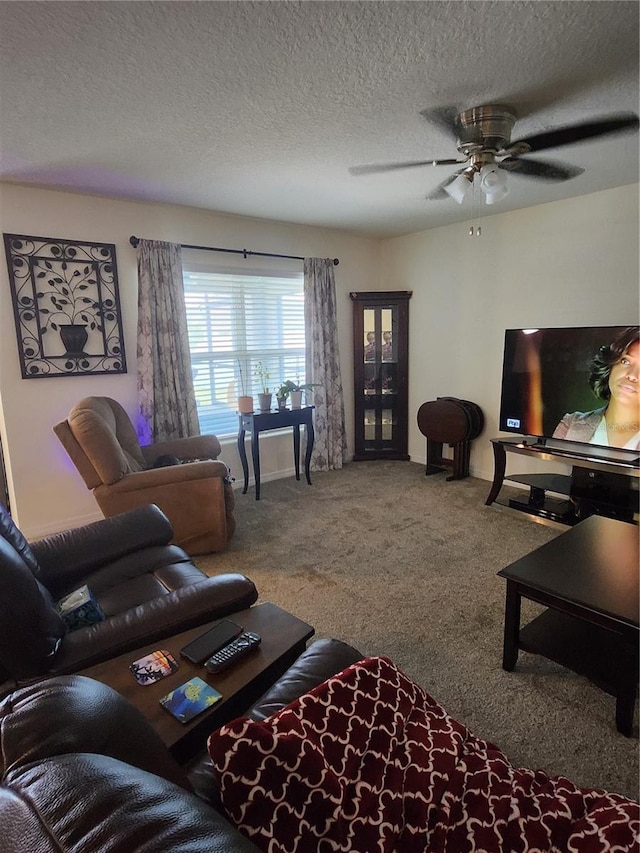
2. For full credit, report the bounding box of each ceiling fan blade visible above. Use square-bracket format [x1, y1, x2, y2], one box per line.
[505, 113, 639, 154]
[419, 105, 460, 142]
[498, 157, 584, 181]
[349, 158, 464, 176]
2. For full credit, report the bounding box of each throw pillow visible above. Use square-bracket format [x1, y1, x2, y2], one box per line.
[208, 656, 640, 853]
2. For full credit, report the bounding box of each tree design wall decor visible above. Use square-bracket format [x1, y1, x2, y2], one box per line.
[4, 233, 127, 378]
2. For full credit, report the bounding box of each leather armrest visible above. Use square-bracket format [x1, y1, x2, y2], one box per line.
[0, 675, 189, 790]
[44, 573, 258, 674]
[104, 460, 230, 494]
[0, 755, 262, 853]
[246, 638, 364, 721]
[0, 672, 262, 853]
[31, 505, 174, 588]
[141, 434, 222, 465]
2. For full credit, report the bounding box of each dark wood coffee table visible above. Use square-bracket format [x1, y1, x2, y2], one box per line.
[79, 602, 314, 762]
[497, 515, 639, 736]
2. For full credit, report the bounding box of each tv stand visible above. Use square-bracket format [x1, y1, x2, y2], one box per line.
[486, 438, 639, 526]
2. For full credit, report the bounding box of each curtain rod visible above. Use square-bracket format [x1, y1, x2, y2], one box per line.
[129, 236, 339, 265]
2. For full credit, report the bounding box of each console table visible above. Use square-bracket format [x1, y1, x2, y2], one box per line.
[486, 438, 639, 525]
[238, 406, 315, 500]
[79, 602, 315, 762]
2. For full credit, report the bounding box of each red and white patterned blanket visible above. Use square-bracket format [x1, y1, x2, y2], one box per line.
[208, 656, 639, 853]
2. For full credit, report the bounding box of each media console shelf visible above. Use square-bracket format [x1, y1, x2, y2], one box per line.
[486, 438, 640, 526]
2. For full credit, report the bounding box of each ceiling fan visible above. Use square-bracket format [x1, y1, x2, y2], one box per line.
[349, 104, 639, 205]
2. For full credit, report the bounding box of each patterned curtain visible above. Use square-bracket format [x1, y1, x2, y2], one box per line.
[136, 239, 200, 443]
[303, 258, 348, 470]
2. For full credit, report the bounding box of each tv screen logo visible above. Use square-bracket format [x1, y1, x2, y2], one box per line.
[506, 418, 521, 428]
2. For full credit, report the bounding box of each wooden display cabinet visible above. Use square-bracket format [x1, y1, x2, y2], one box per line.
[350, 291, 412, 460]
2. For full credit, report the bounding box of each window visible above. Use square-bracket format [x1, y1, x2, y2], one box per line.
[183, 264, 306, 437]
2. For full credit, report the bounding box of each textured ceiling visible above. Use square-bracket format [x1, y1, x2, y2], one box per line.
[0, 0, 638, 237]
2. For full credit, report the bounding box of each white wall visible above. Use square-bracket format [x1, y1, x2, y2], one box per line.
[380, 183, 640, 484]
[0, 183, 380, 537]
[2, 181, 638, 537]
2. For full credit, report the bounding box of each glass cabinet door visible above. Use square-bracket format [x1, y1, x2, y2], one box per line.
[350, 291, 411, 460]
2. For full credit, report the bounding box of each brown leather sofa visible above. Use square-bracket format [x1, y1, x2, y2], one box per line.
[0, 638, 362, 852]
[54, 396, 236, 555]
[0, 501, 257, 684]
[3, 637, 634, 852]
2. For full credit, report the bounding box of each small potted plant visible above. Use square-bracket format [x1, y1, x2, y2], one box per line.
[237, 360, 253, 414]
[276, 382, 290, 412]
[254, 361, 272, 412]
[277, 377, 317, 409]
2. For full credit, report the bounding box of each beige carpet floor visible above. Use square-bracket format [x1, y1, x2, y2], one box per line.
[195, 459, 639, 800]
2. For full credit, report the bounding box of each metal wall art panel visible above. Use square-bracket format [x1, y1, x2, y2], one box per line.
[4, 233, 127, 378]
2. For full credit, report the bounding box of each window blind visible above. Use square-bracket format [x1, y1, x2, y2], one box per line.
[183, 267, 305, 436]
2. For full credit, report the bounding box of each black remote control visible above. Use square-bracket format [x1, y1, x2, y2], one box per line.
[203, 631, 262, 674]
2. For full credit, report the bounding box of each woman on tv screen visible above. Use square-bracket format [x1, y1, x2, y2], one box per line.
[552, 326, 639, 450]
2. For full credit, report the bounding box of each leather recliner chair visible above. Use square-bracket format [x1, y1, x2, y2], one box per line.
[53, 396, 236, 555]
[0, 501, 257, 685]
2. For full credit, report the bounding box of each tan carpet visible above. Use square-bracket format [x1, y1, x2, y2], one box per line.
[195, 459, 639, 800]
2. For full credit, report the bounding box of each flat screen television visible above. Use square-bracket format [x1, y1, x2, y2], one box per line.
[499, 325, 640, 464]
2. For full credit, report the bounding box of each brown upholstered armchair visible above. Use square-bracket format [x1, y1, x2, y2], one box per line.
[54, 396, 236, 555]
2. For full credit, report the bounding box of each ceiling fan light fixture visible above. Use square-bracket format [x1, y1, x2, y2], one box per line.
[444, 170, 474, 204]
[484, 184, 509, 204]
[479, 164, 509, 204]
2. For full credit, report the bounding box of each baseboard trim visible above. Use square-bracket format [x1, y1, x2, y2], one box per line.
[230, 467, 298, 490]
[24, 510, 104, 541]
